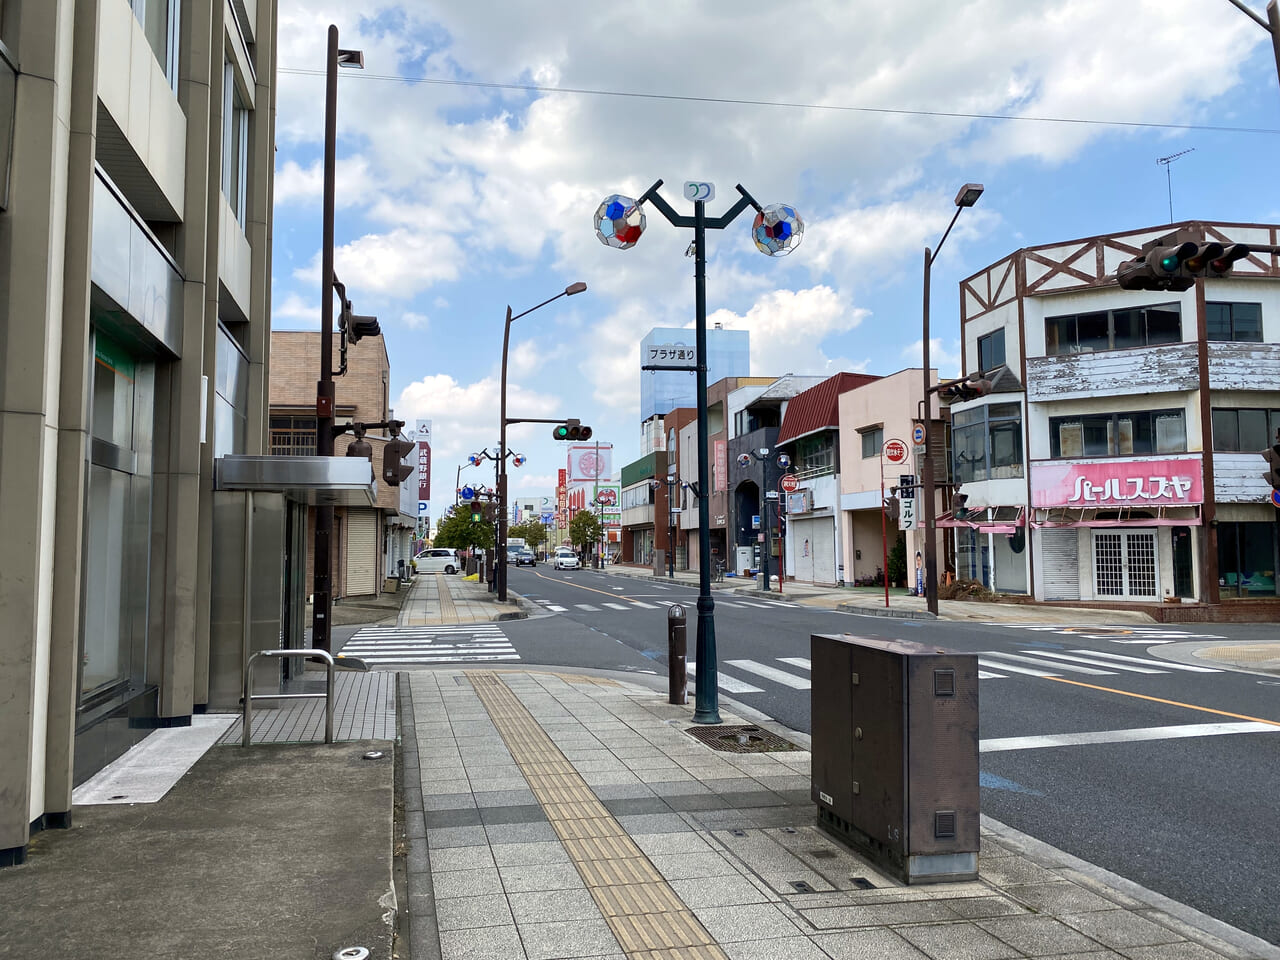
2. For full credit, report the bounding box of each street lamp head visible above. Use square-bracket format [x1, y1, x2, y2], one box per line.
[336, 48, 365, 69]
[565, 281, 587, 296]
[954, 183, 984, 208]
[758, 448, 769, 458]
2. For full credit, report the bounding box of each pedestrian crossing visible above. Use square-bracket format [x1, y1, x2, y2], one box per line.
[684, 647, 1220, 697]
[528, 596, 800, 616]
[340, 623, 519, 664]
[984, 623, 1228, 643]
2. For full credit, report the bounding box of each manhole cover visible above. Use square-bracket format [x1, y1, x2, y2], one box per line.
[684, 724, 801, 753]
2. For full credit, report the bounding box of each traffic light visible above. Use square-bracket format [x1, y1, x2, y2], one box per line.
[381, 435, 415, 486]
[346, 313, 381, 344]
[884, 498, 900, 523]
[938, 375, 992, 404]
[1262, 433, 1280, 491]
[952, 489, 971, 520]
[1116, 232, 1252, 291]
[552, 418, 593, 441]
[469, 501, 484, 523]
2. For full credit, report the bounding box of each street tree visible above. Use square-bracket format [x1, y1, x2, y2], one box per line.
[509, 519, 547, 551]
[433, 505, 493, 552]
[568, 508, 602, 554]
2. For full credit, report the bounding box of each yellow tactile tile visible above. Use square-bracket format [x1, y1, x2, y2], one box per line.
[466, 670, 725, 960]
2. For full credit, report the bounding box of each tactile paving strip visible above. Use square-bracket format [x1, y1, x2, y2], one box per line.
[467, 671, 730, 960]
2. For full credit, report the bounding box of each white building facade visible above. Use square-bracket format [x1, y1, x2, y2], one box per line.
[956, 221, 1280, 604]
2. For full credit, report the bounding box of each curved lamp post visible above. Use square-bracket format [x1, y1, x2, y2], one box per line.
[499, 283, 587, 601]
[921, 183, 983, 616]
[595, 181, 803, 723]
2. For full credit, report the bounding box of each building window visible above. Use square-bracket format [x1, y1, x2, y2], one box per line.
[1045, 304, 1181, 356]
[1050, 409, 1186, 458]
[796, 434, 834, 475]
[860, 426, 883, 459]
[1211, 408, 1280, 452]
[952, 403, 1023, 484]
[131, 0, 180, 91]
[213, 326, 249, 457]
[977, 328, 1006, 371]
[1206, 302, 1262, 342]
[1217, 521, 1277, 596]
[222, 63, 249, 226]
[270, 416, 317, 456]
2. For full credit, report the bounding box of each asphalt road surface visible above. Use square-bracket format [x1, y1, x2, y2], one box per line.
[348, 565, 1280, 946]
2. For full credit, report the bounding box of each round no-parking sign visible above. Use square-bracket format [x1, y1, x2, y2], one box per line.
[779, 474, 799, 493]
[883, 438, 910, 464]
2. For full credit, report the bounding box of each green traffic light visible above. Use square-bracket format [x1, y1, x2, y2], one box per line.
[1159, 254, 1178, 272]
[554, 425, 568, 440]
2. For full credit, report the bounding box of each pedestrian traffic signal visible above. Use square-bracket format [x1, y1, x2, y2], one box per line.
[470, 502, 483, 523]
[553, 419, 592, 441]
[1262, 433, 1280, 491]
[884, 498, 900, 523]
[1116, 231, 1252, 291]
[952, 489, 971, 520]
[382, 435, 415, 486]
[347, 313, 381, 344]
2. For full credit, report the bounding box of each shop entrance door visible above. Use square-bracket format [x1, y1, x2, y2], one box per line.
[1171, 526, 1193, 598]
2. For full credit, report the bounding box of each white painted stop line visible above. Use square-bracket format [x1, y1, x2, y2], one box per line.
[981, 722, 1279, 753]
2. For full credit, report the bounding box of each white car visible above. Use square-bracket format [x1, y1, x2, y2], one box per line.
[415, 548, 460, 574]
[553, 549, 580, 571]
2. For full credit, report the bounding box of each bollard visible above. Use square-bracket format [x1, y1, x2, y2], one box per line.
[667, 603, 687, 705]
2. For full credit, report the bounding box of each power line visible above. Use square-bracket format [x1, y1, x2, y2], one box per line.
[276, 67, 1280, 136]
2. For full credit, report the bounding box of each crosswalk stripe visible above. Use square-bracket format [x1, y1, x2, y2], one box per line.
[978, 658, 1061, 677]
[777, 657, 811, 670]
[575, 604, 600, 612]
[737, 601, 775, 609]
[630, 602, 658, 609]
[715, 601, 742, 608]
[1025, 650, 1162, 674]
[603, 603, 631, 610]
[979, 670, 1007, 679]
[685, 662, 764, 694]
[758, 600, 797, 607]
[725, 660, 810, 689]
[1069, 649, 1221, 672]
[355, 653, 520, 663]
[982, 651, 1113, 676]
[546, 605, 567, 612]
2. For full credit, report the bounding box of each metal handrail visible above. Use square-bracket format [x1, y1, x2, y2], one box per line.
[243, 648, 335, 746]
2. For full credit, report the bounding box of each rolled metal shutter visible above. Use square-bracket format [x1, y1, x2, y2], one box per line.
[813, 517, 837, 585]
[1039, 528, 1080, 600]
[345, 510, 379, 596]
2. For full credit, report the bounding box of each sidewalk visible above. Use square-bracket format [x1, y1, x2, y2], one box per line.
[399, 668, 1280, 960]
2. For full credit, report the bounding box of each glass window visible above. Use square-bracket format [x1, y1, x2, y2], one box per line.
[1045, 304, 1181, 355]
[222, 63, 249, 226]
[213, 326, 248, 458]
[1212, 408, 1280, 451]
[949, 403, 1023, 483]
[130, 0, 179, 89]
[860, 427, 883, 459]
[1206, 302, 1263, 343]
[1217, 521, 1277, 597]
[92, 333, 136, 449]
[978, 328, 1005, 371]
[1050, 409, 1185, 458]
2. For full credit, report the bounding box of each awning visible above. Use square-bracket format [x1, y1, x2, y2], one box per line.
[936, 506, 1024, 534]
[214, 455, 377, 506]
[1031, 504, 1201, 528]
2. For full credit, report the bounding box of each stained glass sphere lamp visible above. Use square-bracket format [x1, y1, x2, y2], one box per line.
[594, 195, 646, 249]
[752, 203, 804, 257]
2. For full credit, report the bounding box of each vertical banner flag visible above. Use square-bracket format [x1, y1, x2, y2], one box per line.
[714, 440, 727, 492]
[415, 420, 432, 521]
[557, 468, 568, 525]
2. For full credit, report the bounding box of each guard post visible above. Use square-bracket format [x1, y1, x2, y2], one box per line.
[667, 603, 687, 704]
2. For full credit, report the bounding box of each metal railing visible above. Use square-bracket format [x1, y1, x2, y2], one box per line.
[242, 648, 337, 746]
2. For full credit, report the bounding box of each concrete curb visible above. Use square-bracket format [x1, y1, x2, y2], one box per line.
[836, 601, 939, 620]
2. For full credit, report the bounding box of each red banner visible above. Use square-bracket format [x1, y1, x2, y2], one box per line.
[1032, 456, 1203, 508]
[714, 440, 727, 491]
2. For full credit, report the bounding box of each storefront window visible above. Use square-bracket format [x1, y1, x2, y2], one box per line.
[952, 403, 1023, 484]
[1217, 522, 1277, 597]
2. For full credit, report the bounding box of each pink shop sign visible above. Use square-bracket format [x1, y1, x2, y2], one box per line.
[1032, 457, 1203, 508]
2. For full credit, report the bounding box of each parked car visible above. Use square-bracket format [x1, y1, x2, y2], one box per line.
[415, 548, 460, 575]
[553, 548, 580, 571]
[515, 548, 537, 567]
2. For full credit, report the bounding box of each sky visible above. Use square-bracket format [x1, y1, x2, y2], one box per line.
[269, 0, 1280, 514]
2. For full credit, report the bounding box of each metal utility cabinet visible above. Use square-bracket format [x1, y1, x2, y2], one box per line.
[810, 633, 979, 883]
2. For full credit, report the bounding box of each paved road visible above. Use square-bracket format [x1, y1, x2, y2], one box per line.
[494, 565, 1280, 946]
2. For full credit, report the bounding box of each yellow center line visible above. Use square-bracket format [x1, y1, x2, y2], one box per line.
[1045, 676, 1280, 727]
[527, 568, 646, 604]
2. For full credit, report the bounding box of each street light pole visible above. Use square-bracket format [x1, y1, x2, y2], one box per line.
[498, 282, 586, 601]
[311, 26, 363, 653]
[920, 183, 983, 617]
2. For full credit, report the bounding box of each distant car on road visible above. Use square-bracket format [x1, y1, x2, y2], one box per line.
[553, 548, 580, 571]
[515, 548, 536, 567]
[415, 548, 459, 575]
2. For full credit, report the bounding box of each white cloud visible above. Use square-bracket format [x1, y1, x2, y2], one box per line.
[710, 286, 869, 379]
[900, 337, 963, 381]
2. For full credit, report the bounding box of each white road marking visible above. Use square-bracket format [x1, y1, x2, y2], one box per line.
[978, 658, 1061, 677]
[980, 722, 1280, 753]
[725, 659, 811, 689]
[574, 604, 601, 612]
[979, 670, 1007, 679]
[630, 601, 659, 609]
[981, 651, 1113, 676]
[603, 603, 631, 610]
[1024, 650, 1163, 674]
[777, 657, 811, 670]
[685, 662, 764, 694]
[1070, 649, 1221, 673]
[546, 605, 567, 612]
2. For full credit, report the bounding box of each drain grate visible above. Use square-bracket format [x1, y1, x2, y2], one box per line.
[807, 849, 837, 860]
[790, 880, 815, 893]
[850, 877, 875, 889]
[684, 724, 801, 753]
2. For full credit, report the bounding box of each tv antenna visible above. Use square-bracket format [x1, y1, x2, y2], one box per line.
[1156, 148, 1194, 223]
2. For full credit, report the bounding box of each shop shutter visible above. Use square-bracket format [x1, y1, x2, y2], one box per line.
[345, 510, 378, 596]
[1040, 528, 1079, 600]
[813, 518, 837, 585]
[793, 518, 818, 582]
